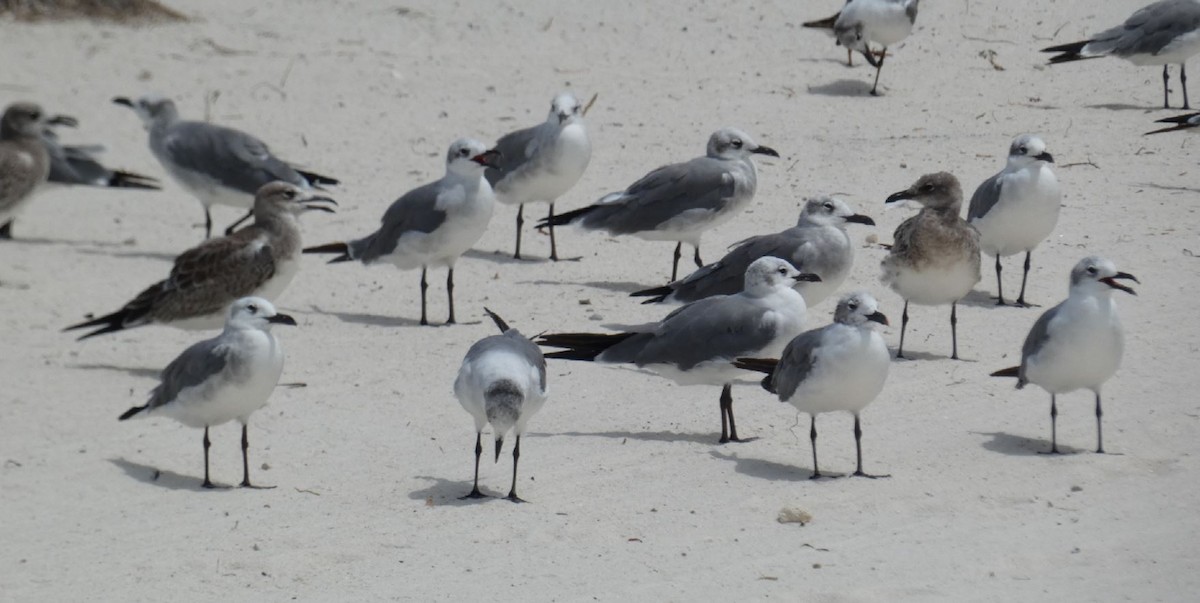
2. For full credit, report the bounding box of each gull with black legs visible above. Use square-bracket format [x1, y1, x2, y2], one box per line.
[831, 0, 920, 96]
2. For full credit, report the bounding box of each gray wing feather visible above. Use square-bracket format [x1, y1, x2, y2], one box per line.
[148, 338, 230, 409]
[669, 230, 803, 301]
[968, 171, 1005, 221]
[350, 181, 449, 262]
[1090, 0, 1200, 57]
[605, 296, 776, 370]
[1018, 302, 1063, 384]
[580, 157, 736, 234]
[771, 327, 827, 401]
[465, 330, 547, 391]
[163, 121, 307, 194]
[484, 124, 542, 187]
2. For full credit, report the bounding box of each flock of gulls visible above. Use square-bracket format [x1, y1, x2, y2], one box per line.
[1, 0, 1193, 500]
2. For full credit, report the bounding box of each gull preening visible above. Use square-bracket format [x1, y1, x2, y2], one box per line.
[1042, 0, 1200, 109]
[536, 257, 819, 444]
[65, 182, 336, 339]
[880, 172, 981, 360]
[485, 92, 591, 261]
[118, 297, 296, 489]
[968, 135, 1061, 307]
[114, 95, 339, 238]
[453, 309, 548, 502]
[632, 196, 874, 307]
[0, 102, 73, 239]
[303, 138, 500, 326]
[991, 257, 1137, 454]
[537, 128, 779, 281]
[831, 0, 920, 96]
[736, 291, 891, 478]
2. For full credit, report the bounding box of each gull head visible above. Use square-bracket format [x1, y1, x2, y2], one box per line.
[1, 102, 65, 138]
[744, 256, 821, 296]
[1070, 256, 1138, 297]
[800, 195, 875, 228]
[1007, 134, 1054, 167]
[885, 172, 964, 212]
[833, 291, 889, 327]
[707, 127, 780, 161]
[254, 181, 338, 217]
[446, 138, 501, 176]
[227, 297, 296, 331]
[548, 92, 584, 126]
[112, 94, 178, 129]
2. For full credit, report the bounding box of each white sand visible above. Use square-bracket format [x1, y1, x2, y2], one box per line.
[3, 0, 1199, 600]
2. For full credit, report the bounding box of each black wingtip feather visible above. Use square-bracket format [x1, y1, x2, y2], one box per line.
[535, 332, 638, 362]
[990, 366, 1021, 378]
[483, 307, 511, 333]
[630, 285, 672, 303]
[302, 241, 352, 263]
[108, 171, 162, 190]
[535, 205, 597, 230]
[296, 169, 340, 188]
[64, 310, 133, 340]
[801, 14, 838, 29]
[118, 405, 146, 421]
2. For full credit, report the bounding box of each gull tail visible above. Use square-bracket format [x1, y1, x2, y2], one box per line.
[629, 284, 673, 304]
[801, 13, 838, 30]
[64, 282, 159, 340]
[296, 169, 340, 189]
[302, 241, 354, 263]
[119, 405, 148, 420]
[1041, 41, 1099, 64]
[535, 205, 598, 230]
[483, 307, 511, 333]
[733, 357, 779, 395]
[535, 332, 639, 362]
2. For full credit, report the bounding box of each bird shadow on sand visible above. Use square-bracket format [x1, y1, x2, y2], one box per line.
[891, 349, 976, 363]
[1135, 181, 1200, 196]
[308, 305, 480, 329]
[708, 450, 830, 483]
[75, 247, 178, 262]
[520, 279, 651, 294]
[463, 249, 583, 265]
[807, 79, 874, 97]
[954, 289, 1014, 309]
[109, 457, 211, 491]
[972, 431, 1086, 456]
[69, 363, 160, 379]
[538, 429, 730, 446]
[1085, 103, 1155, 112]
[407, 475, 502, 506]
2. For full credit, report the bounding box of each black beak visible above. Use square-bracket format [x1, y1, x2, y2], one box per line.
[1034, 151, 1054, 163]
[751, 145, 780, 158]
[46, 114, 78, 127]
[867, 311, 889, 326]
[793, 272, 822, 283]
[112, 97, 134, 108]
[1101, 272, 1139, 295]
[557, 112, 571, 124]
[885, 189, 914, 204]
[844, 213, 876, 226]
[267, 313, 298, 326]
[473, 149, 503, 169]
[494, 438, 504, 462]
[302, 196, 338, 213]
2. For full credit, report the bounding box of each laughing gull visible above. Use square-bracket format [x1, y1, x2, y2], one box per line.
[536, 257, 820, 444]
[485, 92, 591, 261]
[1042, 0, 1200, 109]
[454, 308, 548, 502]
[881, 172, 981, 360]
[736, 292, 891, 478]
[1145, 111, 1200, 133]
[303, 139, 499, 326]
[632, 196, 874, 307]
[537, 128, 779, 281]
[992, 257, 1137, 454]
[968, 135, 1061, 307]
[0, 102, 74, 239]
[833, 0, 920, 95]
[118, 297, 296, 489]
[803, 1, 857, 66]
[65, 182, 336, 339]
[113, 95, 339, 238]
[40, 125, 160, 190]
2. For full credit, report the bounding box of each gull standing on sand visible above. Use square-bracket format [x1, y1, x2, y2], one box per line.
[536, 257, 820, 444]
[1042, 0, 1200, 109]
[735, 292, 891, 479]
[114, 95, 338, 238]
[40, 124, 161, 191]
[968, 135, 1061, 307]
[454, 309, 548, 502]
[881, 172, 981, 360]
[803, 1, 856, 66]
[65, 182, 336, 339]
[991, 257, 1137, 454]
[118, 297, 295, 489]
[832, 0, 920, 96]
[537, 128, 779, 281]
[303, 139, 500, 326]
[485, 92, 591, 261]
[0, 102, 75, 239]
[632, 196, 874, 307]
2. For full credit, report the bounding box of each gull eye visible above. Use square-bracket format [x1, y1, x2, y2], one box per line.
[823, 202, 834, 211]
[919, 184, 935, 193]
[1086, 266, 1098, 275]
[1019, 146, 1028, 154]
[848, 302, 858, 310]
[460, 147, 470, 157]
[29, 111, 41, 120]
[777, 267, 787, 275]
[283, 189, 296, 200]
[573, 104, 582, 113]
[731, 139, 743, 149]
[247, 304, 258, 313]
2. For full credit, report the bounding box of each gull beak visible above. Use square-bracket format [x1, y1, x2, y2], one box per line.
[844, 213, 876, 226]
[1034, 151, 1054, 163]
[557, 111, 571, 124]
[1100, 272, 1139, 295]
[885, 189, 914, 204]
[267, 313, 298, 326]
[46, 114, 78, 128]
[751, 145, 780, 158]
[472, 148, 502, 169]
[494, 438, 504, 462]
[867, 311, 889, 326]
[112, 97, 134, 108]
[793, 272, 822, 283]
[302, 196, 338, 213]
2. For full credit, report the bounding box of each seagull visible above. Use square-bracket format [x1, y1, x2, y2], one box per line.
[1145, 111, 1200, 133]
[118, 297, 296, 489]
[833, 0, 920, 95]
[485, 92, 591, 261]
[40, 124, 161, 190]
[454, 308, 548, 502]
[880, 172, 981, 360]
[735, 291, 891, 478]
[803, 1, 857, 66]
[303, 138, 500, 326]
[1042, 0, 1200, 109]
[632, 196, 874, 307]
[991, 257, 1137, 454]
[0, 102, 75, 239]
[536, 257, 820, 444]
[536, 128, 779, 281]
[113, 95, 338, 238]
[968, 135, 1061, 307]
[65, 182, 336, 339]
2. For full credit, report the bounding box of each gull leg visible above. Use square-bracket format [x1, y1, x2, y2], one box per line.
[1164, 65, 1172, 109]
[240, 424, 274, 489]
[870, 47, 887, 96]
[994, 254, 1006, 305]
[0, 221, 12, 240]
[718, 384, 740, 443]
[1183, 63, 1191, 110]
[671, 242, 682, 281]
[852, 414, 889, 478]
[1016, 251, 1034, 307]
[204, 207, 213, 239]
[446, 268, 456, 325]
[224, 210, 253, 236]
[514, 205, 524, 260]
[460, 432, 487, 499]
[809, 415, 822, 479]
[202, 427, 214, 488]
[1039, 394, 1061, 455]
[506, 435, 525, 503]
[950, 301, 960, 360]
[1094, 391, 1105, 454]
[548, 202, 559, 261]
[693, 245, 704, 269]
[419, 267, 429, 326]
[897, 301, 910, 359]
[847, 48, 854, 67]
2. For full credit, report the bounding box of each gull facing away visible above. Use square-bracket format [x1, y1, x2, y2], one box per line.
[118, 297, 296, 489]
[303, 139, 500, 326]
[1042, 0, 1200, 109]
[803, 1, 856, 66]
[991, 257, 1137, 454]
[454, 308, 548, 502]
[881, 172, 981, 360]
[1145, 111, 1200, 133]
[833, 0, 920, 95]
[0, 102, 75, 239]
[485, 92, 591, 261]
[632, 196, 874, 307]
[536, 257, 820, 444]
[736, 292, 891, 479]
[968, 135, 1061, 307]
[537, 128, 780, 281]
[65, 182, 336, 339]
[114, 95, 339, 238]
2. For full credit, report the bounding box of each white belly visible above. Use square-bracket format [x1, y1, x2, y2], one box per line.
[885, 256, 980, 305]
[786, 329, 890, 415]
[495, 124, 591, 206]
[379, 198, 494, 270]
[154, 336, 284, 428]
[972, 171, 1061, 257]
[1025, 304, 1124, 394]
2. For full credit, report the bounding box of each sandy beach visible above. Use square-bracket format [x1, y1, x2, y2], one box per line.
[2, 0, 1199, 600]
